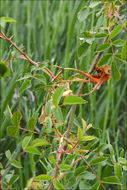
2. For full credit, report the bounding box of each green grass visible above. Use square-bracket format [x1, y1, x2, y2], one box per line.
[0, 0, 127, 189]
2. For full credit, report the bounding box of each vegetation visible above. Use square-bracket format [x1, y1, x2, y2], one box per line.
[0, 0, 127, 189]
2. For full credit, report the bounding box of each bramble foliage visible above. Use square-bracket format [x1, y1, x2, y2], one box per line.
[0, 1, 127, 190]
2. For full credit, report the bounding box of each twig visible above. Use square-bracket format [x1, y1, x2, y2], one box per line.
[114, 11, 127, 32]
[4, 151, 25, 170]
[0, 31, 38, 67]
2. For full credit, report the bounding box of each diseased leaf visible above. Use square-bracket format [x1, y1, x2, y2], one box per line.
[109, 25, 122, 40]
[63, 96, 87, 105]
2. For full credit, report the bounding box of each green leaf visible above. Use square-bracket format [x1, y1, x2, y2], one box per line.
[17, 73, 32, 81]
[11, 160, 22, 168]
[63, 95, 87, 105]
[114, 163, 122, 180]
[31, 138, 49, 147]
[0, 62, 9, 78]
[24, 146, 41, 155]
[52, 107, 63, 123]
[45, 117, 52, 130]
[111, 61, 121, 84]
[77, 127, 83, 141]
[53, 179, 66, 190]
[48, 156, 56, 165]
[52, 87, 65, 106]
[90, 157, 108, 166]
[0, 17, 15, 28]
[45, 100, 52, 116]
[5, 150, 12, 161]
[81, 136, 96, 141]
[78, 42, 90, 57]
[81, 171, 96, 180]
[109, 25, 122, 40]
[102, 176, 121, 184]
[34, 174, 52, 181]
[7, 126, 18, 137]
[118, 157, 127, 165]
[108, 144, 114, 156]
[77, 7, 89, 22]
[98, 53, 112, 66]
[22, 136, 32, 149]
[58, 164, 71, 170]
[96, 43, 110, 51]
[11, 111, 22, 127]
[89, 1, 100, 8]
[123, 166, 127, 171]
[121, 40, 127, 61]
[34, 74, 46, 84]
[74, 166, 87, 176]
[79, 181, 91, 190]
[8, 175, 19, 186]
[112, 39, 124, 47]
[95, 33, 108, 38]
[27, 117, 36, 131]
[19, 79, 31, 94]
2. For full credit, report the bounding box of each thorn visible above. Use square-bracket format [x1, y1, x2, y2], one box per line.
[9, 44, 13, 48]
[9, 35, 14, 40]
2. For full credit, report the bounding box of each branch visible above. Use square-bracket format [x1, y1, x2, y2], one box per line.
[0, 31, 38, 67]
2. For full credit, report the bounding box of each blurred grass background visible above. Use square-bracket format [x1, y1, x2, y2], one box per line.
[0, 0, 127, 188]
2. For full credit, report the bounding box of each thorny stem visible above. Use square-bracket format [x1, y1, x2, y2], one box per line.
[79, 153, 106, 190]
[0, 31, 38, 67]
[46, 137, 64, 190]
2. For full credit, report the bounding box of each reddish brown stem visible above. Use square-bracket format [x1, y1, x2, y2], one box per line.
[0, 31, 38, 66]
